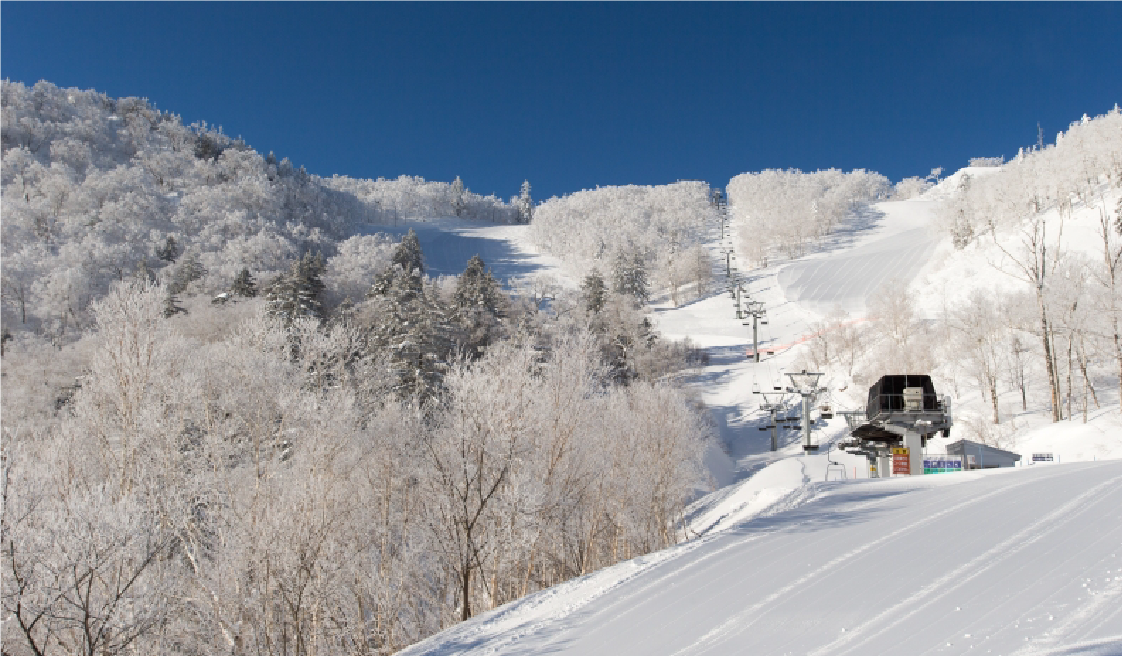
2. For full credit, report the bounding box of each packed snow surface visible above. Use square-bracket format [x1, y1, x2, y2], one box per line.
[776, 199, 939, 316]
[403, 462, 1122, 655]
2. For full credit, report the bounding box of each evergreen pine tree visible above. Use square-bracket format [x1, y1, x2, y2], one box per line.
[296, 252, 326, 307]
[168, 252, 207, 295]
[232, 267, 257, 297]
[156, 235, 180, 262]
[452, 176, 466, 217]
[264, 253, 326, 324]
[363, 272, 452, 402]
[362, 235, 453, 402]
[613, 251, 649, 305]
[452, 255, 504, 355]
[454, 255, 502, 313]
[264, 273, 295, 321]
[581, 268, 608, 313]
[392, 229, 424, 278]
[517, 180, 534, 224]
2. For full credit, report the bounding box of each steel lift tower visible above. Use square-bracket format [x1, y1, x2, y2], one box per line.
[784, 370, 826, 451]
[742, 300, 767, 362]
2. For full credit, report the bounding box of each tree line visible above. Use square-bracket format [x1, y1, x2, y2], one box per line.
[530, 181, 716, 307]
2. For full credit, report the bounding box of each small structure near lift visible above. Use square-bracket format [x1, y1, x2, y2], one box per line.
[838, 375, 953, 477]
[946, 440, 1022, 469]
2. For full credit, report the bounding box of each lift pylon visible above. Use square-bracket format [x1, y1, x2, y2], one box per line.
[784, 370, 826, 451]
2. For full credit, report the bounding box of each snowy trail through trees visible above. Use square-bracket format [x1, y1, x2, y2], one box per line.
[360, 221, 571, 282]
[403, 461, 1122, 655]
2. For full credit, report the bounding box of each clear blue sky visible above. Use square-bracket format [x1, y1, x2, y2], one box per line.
[3, 2, 1120, 200]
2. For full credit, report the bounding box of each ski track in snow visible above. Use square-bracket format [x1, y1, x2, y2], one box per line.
[407, 463, 1120, 655]
[681, 466, 1105, 656]
[813, 472, 1122, 655]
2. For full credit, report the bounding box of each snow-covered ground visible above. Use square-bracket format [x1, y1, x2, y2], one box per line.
[360, 218, 573, 285]
[775, 198, 940, 317]
[404, 461, 1122, 655]
[380, 171, 1121, 654]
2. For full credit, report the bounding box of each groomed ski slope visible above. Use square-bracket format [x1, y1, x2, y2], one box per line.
[402, 461, 1122, 656]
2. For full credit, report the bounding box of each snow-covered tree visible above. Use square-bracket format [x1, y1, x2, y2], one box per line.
[612, 250, 649, 305]
[516, 179, 533, 224]
[231, 266, 257, 297]
[581, 268, 608, 313]
[264, 252, 326, 323]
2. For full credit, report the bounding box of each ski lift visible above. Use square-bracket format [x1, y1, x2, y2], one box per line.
[758, 426, 769, 431]
[820, 404, 834, 419]
[752, 382, 761, 394]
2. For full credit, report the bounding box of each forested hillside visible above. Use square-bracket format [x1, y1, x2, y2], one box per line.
[1, 82, 713, 654]
[530, 181, 717, 306]
[0, 80, 527, 338]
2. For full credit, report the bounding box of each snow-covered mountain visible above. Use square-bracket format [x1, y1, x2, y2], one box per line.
[3, 80, 1119, 655]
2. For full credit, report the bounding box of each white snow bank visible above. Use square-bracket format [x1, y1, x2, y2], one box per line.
[1015, 406, 1122, 463]
[922, 165, 1004, 201]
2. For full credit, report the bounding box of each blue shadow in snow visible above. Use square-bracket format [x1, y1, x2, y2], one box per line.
[360, 225, 545, 282]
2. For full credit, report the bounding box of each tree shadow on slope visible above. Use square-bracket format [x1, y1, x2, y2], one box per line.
[807, 204, 888, 258]
[727, 486, 915, 536]
[360, 225, 544, 281]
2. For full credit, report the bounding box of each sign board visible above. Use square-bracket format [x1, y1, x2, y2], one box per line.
[892, 454, 910, 474]
[1032, 453, 1054, 463]
[891, 447, 909, 456]
[923, 457, 963, 474]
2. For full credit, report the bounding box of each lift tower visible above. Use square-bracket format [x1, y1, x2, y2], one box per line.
[743, 300, 767, 362]
[758, 391, 787, 451]
[785, 370, 826, 451]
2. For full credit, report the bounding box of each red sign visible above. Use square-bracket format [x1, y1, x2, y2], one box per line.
[893, 453, 910, 475]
